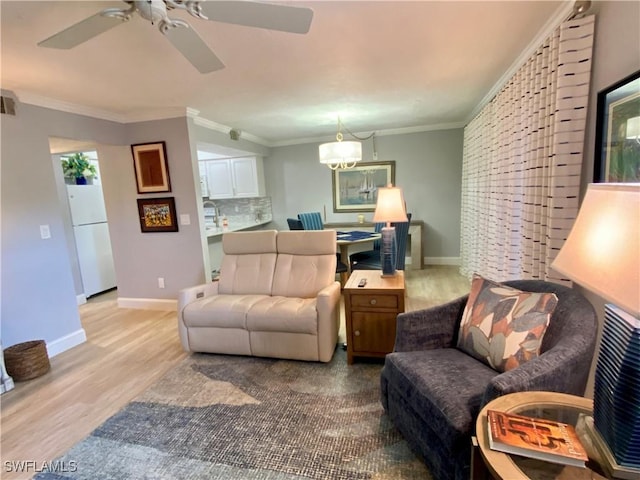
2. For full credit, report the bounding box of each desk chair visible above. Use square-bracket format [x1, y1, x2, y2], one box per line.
[292, 213, 348, 286]
[350, 213, 412, 271]
[297, 212, 324, 230]
[287, 218, 304, 230]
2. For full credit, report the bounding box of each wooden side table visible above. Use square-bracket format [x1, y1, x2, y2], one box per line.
[473, 391, 608, 480]
[343, 270, 405, 365]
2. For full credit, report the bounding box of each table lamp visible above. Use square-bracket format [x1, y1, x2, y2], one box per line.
[551, 183, 640, 479]
[372, 184, 408, 277]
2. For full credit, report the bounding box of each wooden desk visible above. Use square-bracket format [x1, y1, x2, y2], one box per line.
[325, 221, 424, 269]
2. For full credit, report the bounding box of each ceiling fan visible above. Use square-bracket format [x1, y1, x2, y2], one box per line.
[38, 0, 314, 73]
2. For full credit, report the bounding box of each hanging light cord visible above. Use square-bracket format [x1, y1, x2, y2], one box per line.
[334, 117, 378, 160]
[341, 122, 375, 141]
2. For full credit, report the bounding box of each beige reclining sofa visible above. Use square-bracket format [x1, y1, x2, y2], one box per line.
[178, 229, 341, 362]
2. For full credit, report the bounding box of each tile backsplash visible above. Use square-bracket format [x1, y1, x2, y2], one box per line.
[203, 196, 273, 225]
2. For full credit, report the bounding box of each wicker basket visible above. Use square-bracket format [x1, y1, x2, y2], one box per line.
[4, 340, 50, 381]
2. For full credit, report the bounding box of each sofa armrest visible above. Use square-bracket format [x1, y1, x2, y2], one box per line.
[316, 281, 342, 362]
[177, 282, 219, 352]
[394, 295, 468, 352]
[316, 281, 341, 311]
[482, 342, 594, 406]
[178, 282, 219, 312]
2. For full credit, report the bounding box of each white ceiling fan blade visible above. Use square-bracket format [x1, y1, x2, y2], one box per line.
[164, 26, 225, 73]
[199, 1, 313, 34]
[38, 12, 125, 49]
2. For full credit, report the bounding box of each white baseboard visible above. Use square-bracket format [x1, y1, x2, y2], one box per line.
[117, 297, 178, 311]
[76, 294, 87, 305]
[47, 328, 87, 358]
[424, 257, 461, 266]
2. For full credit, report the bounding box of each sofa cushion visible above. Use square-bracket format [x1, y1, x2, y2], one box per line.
[182, 294, 270, 328]
[218, 231, 278, 295]
[383, 349, 499, 451]
[456, 274, 558, 372]
[272, 230, 337, 298]
[246, 297, 318, 334]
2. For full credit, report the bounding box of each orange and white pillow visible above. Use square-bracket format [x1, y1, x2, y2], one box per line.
[456, 274, 558, 372]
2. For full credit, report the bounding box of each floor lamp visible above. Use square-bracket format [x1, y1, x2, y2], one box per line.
[372, 184, 408, 277]
[551, 183, 639, 479]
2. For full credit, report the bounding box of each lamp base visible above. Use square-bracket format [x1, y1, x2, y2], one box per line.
[379, 226, 397, 277]
[583, 414, 640, 480]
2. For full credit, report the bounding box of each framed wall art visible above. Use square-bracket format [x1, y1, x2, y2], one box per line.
[137, 197, 179, 233]
[131, 141, 172, 193]
[332, 161, 395, 212]
[594, 70, 640, 182]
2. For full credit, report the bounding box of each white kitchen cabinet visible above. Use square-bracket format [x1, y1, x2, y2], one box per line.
[206, 160, 234, 198]
[203, 156, 264, 199]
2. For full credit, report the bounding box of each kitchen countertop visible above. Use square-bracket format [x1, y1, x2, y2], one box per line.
[205, 218, 272, 238]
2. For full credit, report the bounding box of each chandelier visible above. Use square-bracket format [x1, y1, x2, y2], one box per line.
[318, 118, 373, 170]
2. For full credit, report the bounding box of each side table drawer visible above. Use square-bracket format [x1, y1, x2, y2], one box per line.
[350, 294, 399, 309]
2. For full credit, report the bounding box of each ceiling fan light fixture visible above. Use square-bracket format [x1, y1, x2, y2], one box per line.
[37, 0, 314, 73]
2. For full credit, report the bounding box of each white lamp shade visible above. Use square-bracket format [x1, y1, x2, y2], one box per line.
[373, 186, 408, 223]
[551, 183, 640, 317]
[318, 141, 362, 165]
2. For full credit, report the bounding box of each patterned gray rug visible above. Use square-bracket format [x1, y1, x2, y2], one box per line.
[34, 349, 431, 479]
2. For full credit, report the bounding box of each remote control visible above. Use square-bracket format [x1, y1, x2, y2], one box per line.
[358, 278, 367, 287]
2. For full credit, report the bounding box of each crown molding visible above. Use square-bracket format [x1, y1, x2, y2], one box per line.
[15, 91, 190, 124]
[190, 114, 271, 146]
[15, 91, 465, 148]
[16, 91, 126, 122]
[269, 121, 466, 147]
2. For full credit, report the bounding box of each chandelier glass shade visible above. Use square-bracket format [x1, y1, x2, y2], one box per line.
[318, 118, 364, 170]
[318, 139, 362, 170]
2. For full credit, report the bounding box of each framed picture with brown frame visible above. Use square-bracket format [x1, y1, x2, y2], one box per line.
[137, 197, 179, 233]
[332, 161, 395, 212]
[131, 141, 172, 193]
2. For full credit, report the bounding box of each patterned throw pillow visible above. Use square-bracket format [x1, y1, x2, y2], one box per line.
[456, 274, 558, 372]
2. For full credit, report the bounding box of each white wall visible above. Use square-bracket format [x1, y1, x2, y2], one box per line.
[0, 99, 125, 355]
[106, 118, 207, 303]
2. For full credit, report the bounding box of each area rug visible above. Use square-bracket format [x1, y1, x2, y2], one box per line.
[35, 349, 431, 479]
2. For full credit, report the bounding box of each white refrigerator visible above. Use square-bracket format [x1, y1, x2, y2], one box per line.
[67, 185, 117, 297]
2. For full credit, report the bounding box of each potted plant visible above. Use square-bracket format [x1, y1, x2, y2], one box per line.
[61, 153, 97, 185]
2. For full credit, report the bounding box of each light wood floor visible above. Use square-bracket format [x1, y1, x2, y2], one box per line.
[0, 266, 469, 479]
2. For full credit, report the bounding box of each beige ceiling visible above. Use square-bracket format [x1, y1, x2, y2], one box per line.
[1, 1, 567, 146]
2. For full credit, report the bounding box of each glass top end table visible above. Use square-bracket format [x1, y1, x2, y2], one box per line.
[474, 391, 611, 480]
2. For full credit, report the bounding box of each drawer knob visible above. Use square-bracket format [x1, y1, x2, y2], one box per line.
[370, 299, 377, 305]
[354, 330, 361, 336]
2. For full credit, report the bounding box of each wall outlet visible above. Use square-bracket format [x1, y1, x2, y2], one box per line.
[158, 277, 165, 289]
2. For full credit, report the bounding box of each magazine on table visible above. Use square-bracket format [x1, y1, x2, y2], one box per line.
[487, 409, 588, 468]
